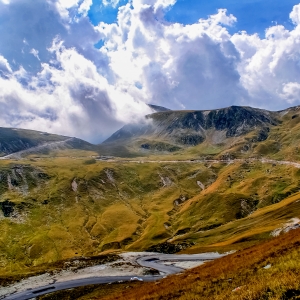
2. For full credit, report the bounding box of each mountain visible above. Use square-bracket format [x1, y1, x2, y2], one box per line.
[0, 127, 94, 158]
[1, 104, 300, 291]
[147, 104, 171, 112]
[105, 105, 278, 143]
[100, 105, 282, 156]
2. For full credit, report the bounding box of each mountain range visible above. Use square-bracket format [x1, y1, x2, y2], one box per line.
[0, 104, 300, 299]
[2, 104, 299, 160]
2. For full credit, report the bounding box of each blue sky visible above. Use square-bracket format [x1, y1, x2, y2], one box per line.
[0, 0, 300, 142]
[165, 0, 300, 35]
[88, 0, 300, 35]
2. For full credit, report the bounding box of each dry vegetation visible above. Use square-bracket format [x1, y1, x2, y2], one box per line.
[94, 229, 300, 300]
[2, 107, 300, 289]
[1, 155, 300, 279]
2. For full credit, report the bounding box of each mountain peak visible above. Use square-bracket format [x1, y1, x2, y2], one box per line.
[147, 104, 171, 112]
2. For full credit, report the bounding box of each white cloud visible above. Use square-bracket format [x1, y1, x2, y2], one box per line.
[0, 40, 151, 142]
[231, 5, 300, 109]
[280, 82, 300, 103]
[78, 0, 92, 16]
[0, 55, 12, 74]
[97, 4, 244, 110]
[30, 48, 40, 61]
[51, 0, 80, 21]
[290, 3, 300, 25]
[95, 1, 300, 112]
[1, 0, 300, 142]
[102, 0, 121, 8]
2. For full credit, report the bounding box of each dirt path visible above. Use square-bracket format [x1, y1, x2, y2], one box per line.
[96, 158, 300, 168]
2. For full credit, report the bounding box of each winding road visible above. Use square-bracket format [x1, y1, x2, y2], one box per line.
[3, 253, 225, 300]
[95, 157, 300, 169]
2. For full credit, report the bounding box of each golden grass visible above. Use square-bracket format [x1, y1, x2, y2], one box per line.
[98, 229, 300, 300]
[0, 157, 300, 279]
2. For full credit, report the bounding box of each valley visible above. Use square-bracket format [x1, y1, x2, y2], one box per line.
[0, 105, 300, 299]
[2, 252, 224, 300]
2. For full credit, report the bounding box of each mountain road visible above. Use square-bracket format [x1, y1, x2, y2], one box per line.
[3, 253, 225, 300]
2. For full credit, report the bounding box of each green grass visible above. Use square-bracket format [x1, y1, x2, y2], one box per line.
[0, 155, 300, 279]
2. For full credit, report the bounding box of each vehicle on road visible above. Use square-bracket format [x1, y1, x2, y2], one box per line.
[130, 277, 143, 281]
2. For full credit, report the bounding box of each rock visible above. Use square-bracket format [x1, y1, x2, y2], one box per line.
[103, 106, 279, 147]
[71, 179, 78, 192]
[159, 174, 173, 187]
[197, 181, 205, 190]
[175, 134, 204, 146]
[263, 264, 272, 269]
[173, 195, 189, 206]
[0, 200, 15, 217]
[101, 242, 121, 251]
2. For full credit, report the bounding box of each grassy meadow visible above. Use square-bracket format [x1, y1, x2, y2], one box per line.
[0, 152, 300, 280]
[1, 107, 300, 285]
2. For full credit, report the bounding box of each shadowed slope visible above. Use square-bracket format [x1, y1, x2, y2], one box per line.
[0, 127, 95, 157]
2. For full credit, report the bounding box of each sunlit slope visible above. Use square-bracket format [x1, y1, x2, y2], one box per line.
[99, 228, 300, 300]
[1, 157, 300, 276]
[1, 105, 300, 281]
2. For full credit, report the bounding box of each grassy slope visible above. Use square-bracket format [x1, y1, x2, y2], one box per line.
[97, 106, 300, 162]
[0, 155, 300, 279]
[1, 107, 300, 280]
[0, 128, 68, 156]
[97, 228, 300, 300]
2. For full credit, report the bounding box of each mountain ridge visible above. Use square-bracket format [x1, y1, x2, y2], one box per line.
[0, 127, 94, 158]
[100, 105, 290, 157]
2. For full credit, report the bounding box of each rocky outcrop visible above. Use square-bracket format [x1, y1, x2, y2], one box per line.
[146, 242, 194, 254]
[0, 165, 50, 195]
[0, 200, 15, 217]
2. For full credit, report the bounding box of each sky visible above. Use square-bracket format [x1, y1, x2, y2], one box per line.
[0, 0, 300, 143]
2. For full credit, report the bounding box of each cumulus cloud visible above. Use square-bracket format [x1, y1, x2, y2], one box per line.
[1, 0, 300, 142]
[78, 0, 93, 16]
[0, 40, 151, 142]
[97, 4, 245, 109]
[0, 0, 152, 142]
[231, 14, 300, 109]
[280, 82, 300, 104]
[96, 1, 300, 111]
[53, 0, 93, 20]
[290, 3, 300, 25]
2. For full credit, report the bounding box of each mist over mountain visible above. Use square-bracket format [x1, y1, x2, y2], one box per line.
[104, 105, 279, 145]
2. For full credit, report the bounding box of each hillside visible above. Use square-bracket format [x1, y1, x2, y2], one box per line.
[0, 157, 300, 278]
[101, 106, 277, 152]
[100, 105, 300, 160]
[0, 104, 300, 296]
[92, 228, 300, 300]
[0, 127, 95, 158]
